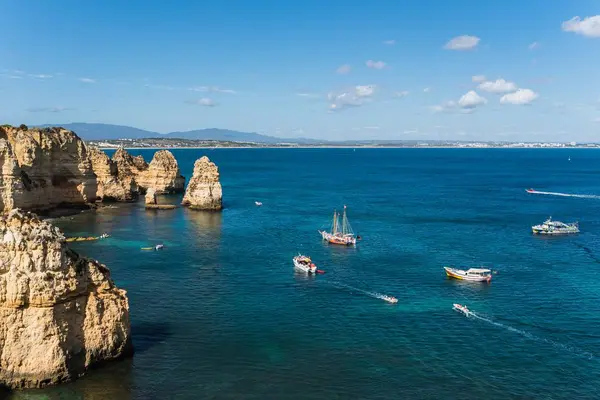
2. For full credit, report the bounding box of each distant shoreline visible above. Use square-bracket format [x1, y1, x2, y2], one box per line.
[98, 146, 599, 150]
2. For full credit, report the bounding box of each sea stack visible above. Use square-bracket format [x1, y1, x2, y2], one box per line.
[181, 156, 223, 210]
[0, 125, 97, 212]
[88, 146, 139, 202]
[0, 210, 132, 389]
[137, 150, 185, 194]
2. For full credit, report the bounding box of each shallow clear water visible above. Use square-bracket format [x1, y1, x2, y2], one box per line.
[11, 149, 600, 399]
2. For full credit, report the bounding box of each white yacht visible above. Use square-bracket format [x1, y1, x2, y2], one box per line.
[532, 217, 579, 235]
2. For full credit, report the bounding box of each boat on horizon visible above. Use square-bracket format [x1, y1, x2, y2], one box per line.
[532, 217, 579, 235]
[444, 267, 492, 282]
[526, 188, 536, 193]
[319, 205, 357, 246]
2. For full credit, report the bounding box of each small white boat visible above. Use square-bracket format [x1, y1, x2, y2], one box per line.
[380, 294, 398, 304]
[293, 254, 317, 274]
[444, 267, 492, 282]
[255, 201, 263, 206]
[532, 217, 579, 235]
[155, 244, 164, 250]
[453, 303, 470, 315]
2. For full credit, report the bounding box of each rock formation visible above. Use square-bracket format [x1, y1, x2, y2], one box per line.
[145, 188, 157, 205]
[181, 156, 223, 210]
[88, 147, 138, 202]
[0, 210, 132, 389]
[137, 150, 185, 194]
[0, 125, 97, 212]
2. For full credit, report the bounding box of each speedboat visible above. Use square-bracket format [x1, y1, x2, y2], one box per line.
[293, 254, 317, 274]
[380, 295, 398, 304]
[255, 201, 263, 206]
[155, 244, 164, 250]
[532, 217, 579, 235]
[526, 188, 535, 193]
[453, 303, 470, 315]
[444, 267, 492, 282]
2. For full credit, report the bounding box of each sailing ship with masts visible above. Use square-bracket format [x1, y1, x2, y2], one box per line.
[319, 205, 357, 246]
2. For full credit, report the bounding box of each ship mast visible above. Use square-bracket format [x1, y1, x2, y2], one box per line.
[332, 210, 337, 234]
[342, 205, 347, 235]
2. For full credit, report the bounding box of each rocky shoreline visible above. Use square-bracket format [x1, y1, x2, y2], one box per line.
[0, 124, 223, 390]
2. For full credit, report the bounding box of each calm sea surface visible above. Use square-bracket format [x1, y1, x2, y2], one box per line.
[10, 149, 600, 400]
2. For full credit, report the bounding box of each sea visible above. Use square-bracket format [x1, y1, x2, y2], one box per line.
[9, 148, 600, 400]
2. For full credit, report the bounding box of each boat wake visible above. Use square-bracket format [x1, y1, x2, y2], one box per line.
[527, 190, 600, 199]
[461, 309, 594, 360]
[331, 281, 397, 303]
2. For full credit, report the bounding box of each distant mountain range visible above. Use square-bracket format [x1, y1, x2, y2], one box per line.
[39, 123, 322, 144]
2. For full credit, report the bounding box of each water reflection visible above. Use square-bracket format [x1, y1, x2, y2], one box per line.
[184, 209, 223, 238]
[10, 358, 133, 400]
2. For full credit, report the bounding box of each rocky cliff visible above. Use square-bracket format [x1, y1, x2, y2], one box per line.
[0, 126, 97, 212]
[181, 156, 223, 210]
[88, 147, 138, 202]
[0, 210, 132, 389]
[137, 150, 185, 194]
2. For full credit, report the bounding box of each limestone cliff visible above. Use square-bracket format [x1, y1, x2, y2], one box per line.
[181, 156, 223, 210]
[0, 210, 132, 389]
[137, 150, 185, 194]
[0, 126, 97, 212]
[88, 147, 138, 202]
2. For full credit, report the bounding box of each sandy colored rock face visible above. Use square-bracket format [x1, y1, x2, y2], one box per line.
[0, 126, 98, 212]
[145, 188, 157, 205]
[0, 210, 132, 389]
[137, 150, 185, 194]
[88, 147, 139, 202]
[181, 156, 223, 210]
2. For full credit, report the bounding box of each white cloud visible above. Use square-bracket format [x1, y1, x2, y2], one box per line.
[27, 106, 71, 113]
[29, 74, 53, 79]
[472, 75, 486, 83]
[423, 87, 431, 93]
[394, 90, 409, 98]
[366, 60, 387, 69]
[363, 126, 380, 130]
[355, 85, 375, 97]
[444, 35, 480, 50]
[78, 78, 96, 83]
[562, 15, 600, 38]
[336, 64, 351, 74]
[528, 41, 539, 50]
[328, 85, 376, 111]
[500, 89, 539, 105]
[296, 92, 320, 98]
[478, 79, 518, 93]
[431, 101, 457, 113]
[458, 90, 487, 109]
[189, 86, 236, 94]
[186, 98, 216, 107]
[383, 40, 395, 45]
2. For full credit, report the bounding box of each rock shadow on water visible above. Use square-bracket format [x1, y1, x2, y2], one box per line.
[184, 208, 223, 236]
[132, 322, 173, 355]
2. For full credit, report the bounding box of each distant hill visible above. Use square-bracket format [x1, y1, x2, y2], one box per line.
[39, 123, 161, 140]
[39, 123, 323, 144]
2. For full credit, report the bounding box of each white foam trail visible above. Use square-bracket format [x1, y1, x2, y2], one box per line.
[463, 310, 594, 360]
[528, 190, 600, 199]
[331, 281, 396, 303]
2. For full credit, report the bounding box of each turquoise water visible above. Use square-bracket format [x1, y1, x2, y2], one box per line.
[11, 149, 600, 399]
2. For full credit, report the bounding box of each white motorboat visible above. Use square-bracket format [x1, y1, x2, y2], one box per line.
[532, 217, 579, 235]
[444, 267, 492, 282]
[255, 201, 263, 206]
[453, 303, 470, 315]
[293, 255, 317, 274]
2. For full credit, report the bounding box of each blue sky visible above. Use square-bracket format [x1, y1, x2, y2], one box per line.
[1, 0, 599, 141]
